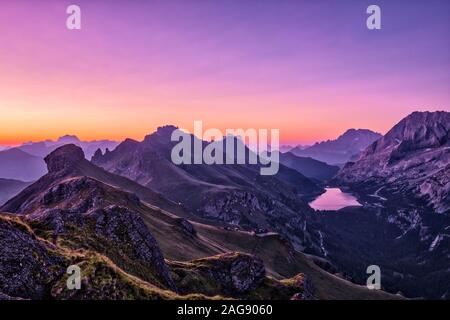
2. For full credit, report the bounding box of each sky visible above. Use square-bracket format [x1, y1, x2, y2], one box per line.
[0, 0, 449, 146]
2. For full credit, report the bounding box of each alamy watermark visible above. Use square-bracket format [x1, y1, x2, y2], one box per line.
[66, 265, 81, 290]
[367, 5, 381, 30]
[66, 4, 81, 30]
[65, 4, 381, 31]
[170, 121, 280, 175]
[366, 265, 381, 290]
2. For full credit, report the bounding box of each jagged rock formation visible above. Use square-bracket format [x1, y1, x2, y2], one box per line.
[0, 215, 66, 299]
[44, 144, 85, 174]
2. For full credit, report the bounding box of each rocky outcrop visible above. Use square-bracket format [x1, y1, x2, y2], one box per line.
[203, 190, 269, 224]
[169, 252, 316, 299]
[0, 215, 66, 299]
[172, 252, 265, 295]
[88, 205, 176, 291]
[175, 218, 197, 237]
[227, 253, 265, 292]
[44, 144, 85, 174]
[0, 213, 178, 300]
[5, 175, 140, 216]
[24, 202, 176, 291]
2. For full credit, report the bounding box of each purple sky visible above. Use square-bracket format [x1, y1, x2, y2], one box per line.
[0, 0, 449, 145]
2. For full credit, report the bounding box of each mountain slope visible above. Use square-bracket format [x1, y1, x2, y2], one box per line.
[335, 111, 450, 214]
[0, 148, 47, 181]
[291, 129, 382, 165]
[279, 152, 340, 181]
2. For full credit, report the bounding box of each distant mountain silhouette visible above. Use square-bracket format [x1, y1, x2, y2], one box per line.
[291, 129, 382, 165]
[279, 152, 340, 181]
[0, 178, 30, 205]
[0, 148, 47, 181]
[17, 135, 118, 159]
[0, 136, 119, 181]
[277, 145, 295, 153]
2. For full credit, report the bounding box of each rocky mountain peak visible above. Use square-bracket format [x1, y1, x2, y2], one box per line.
[44, 144, 85, 174]
[143, 125, 178, 143]
[91, 148, 103, 163]
[156, 125, 178, 135]
[391, 111, 449, 144]
[365, 111, 450, 156]
[340, 128, 381, 140]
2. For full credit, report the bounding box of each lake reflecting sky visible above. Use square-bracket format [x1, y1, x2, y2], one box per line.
[309, 188, 362, 211]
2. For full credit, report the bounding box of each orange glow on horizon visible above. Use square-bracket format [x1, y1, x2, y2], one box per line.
[1, 2, 448, 147]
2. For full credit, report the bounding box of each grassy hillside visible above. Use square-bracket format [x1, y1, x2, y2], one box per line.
[134, 201, 402, 300]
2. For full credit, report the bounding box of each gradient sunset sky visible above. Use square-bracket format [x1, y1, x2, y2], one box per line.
[0, 0, 449, 146]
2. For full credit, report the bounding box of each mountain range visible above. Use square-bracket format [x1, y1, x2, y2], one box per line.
[0, 111, 449, 300]
[0, 144, 397, 300]
[291, 129, 382, 165]
[91, 126, 322, 240]
[16, 135, 118, 159]
[0, 136, 118, 182]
